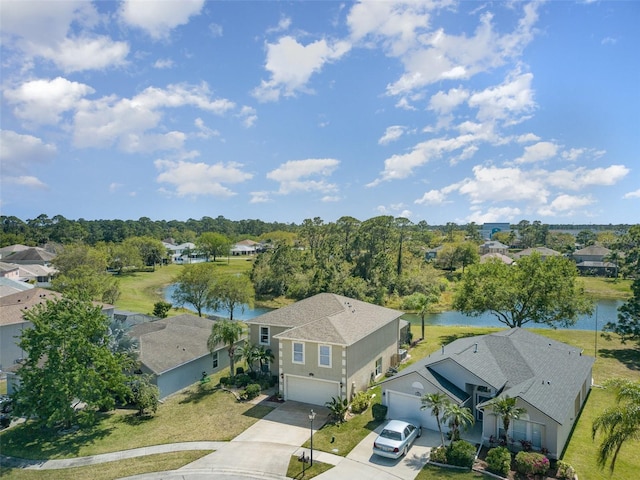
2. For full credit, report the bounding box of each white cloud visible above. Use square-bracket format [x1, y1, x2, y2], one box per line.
[517, 133, 540, 143]
[73, 83, 235, 152]
[0, 130, 56, 175]
[322, 195, 341, 202]
[253, 36, 351, 102]
[238, 106, 258, 128]
[250, 191, 271, 204]
[194, 118, 220, 139]
[267, 158, 339, 194]
[547, 165, 630, 190]
[0, 1, 129, 72]
[465, 207, 522, 224]
[154, 58, 175, 69]
[155, 158, 253, 197]
[3, 175, 48, 189]
[119, 0, 205, 39]
[267, 16, 292, 33]
[415, 189, 447, 205]
[109, 182, 123, 193]
[624, 189, 640, 199]
[514, 141, 558, 164]
[537, 194, 594, 217]
[561, 147, 586, 162]
[428, 88, 470, 115]
[4, 77, 94, 125]
[457, 165, 549, 205]
[378, 126, 405, 145]
[468, 71, 535, 124]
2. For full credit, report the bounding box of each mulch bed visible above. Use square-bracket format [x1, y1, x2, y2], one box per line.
[475, 446, 562, 480]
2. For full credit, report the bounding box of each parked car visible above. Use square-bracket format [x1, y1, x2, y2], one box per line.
[373, 419, 421, 459]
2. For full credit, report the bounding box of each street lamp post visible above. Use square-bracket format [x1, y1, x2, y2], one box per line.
[309, 409, 316, 466]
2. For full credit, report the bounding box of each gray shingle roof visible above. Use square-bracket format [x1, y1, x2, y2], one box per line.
[248, 293, 403, 346]
[393, 328, 594, 424]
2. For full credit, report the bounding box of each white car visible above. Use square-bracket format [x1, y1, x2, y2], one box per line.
[373, 419, 422, 459]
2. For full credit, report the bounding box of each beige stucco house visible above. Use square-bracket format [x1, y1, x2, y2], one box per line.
[380, 328, 594, 459]
[246, 293, 403, 406]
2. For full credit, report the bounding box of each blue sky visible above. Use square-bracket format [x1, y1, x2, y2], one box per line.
[1, 0, 638, 225]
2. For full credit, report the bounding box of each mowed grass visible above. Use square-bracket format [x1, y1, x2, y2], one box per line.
[0, 380, 272, 459]
[0, 450, 210, 480]
[581, 276, 632, 299]
[115, 257, 254, 315]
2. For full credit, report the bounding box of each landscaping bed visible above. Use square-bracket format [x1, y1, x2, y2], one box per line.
[474, 446, 574, 480]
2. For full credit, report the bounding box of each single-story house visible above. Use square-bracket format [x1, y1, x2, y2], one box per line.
[0, 247, 56, 266]
[246, 293, 404, 406]
[480, 253, 514, 265]
[129, 313, 244, 399]
[380, 328, 594, 459]
[479, 241, 509, 256]
[231, 239, 259, 256]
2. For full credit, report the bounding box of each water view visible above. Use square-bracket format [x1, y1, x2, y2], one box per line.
[165, 284, 621, 330]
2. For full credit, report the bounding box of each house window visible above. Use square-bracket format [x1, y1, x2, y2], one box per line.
[512, 419, 527, 443]
[375, 357, 383, 376]
[259, 326, 270, 345]
[293, 342, 304, 364]
[531, 423, 543, 449]
[212, 351, 218, 369]
[319, 345, 331, 367]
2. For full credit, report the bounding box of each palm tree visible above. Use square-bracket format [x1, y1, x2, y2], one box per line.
[404, 291, 438, 340]
[421, 392, 450, 446]
[488, 396, 527, 442]
[207, 319, 244, 377]
[256, 345, 274, 374]
[443, 403, 475, 446]
[237, 343, 259, 373]
[592, 379, 640, 473]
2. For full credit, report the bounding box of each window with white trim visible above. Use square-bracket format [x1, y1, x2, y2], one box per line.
[212, 351, 218, 369]
[319, 345, 331, 367]
[259, 326, 270, 345]
[293, 342, 304, 364]
[375, 357, 383, 376]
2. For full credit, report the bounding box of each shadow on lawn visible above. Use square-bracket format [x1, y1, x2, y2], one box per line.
[438, 331, 483, 347]
[178, 383, 220, 405]
[598, 347, 640, 371]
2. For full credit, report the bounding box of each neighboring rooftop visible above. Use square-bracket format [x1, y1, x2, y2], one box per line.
[0, 288, 62, 326]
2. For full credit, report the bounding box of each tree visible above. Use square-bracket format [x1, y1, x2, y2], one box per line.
[576, 229, 597, 247]
[604, 278, 640, 345]
[196, 232, 232, 262]
[487, 396, 527, 441]
[453, 253, 593, 328]
[171, 263, 216, 317]
[421, 392, 450, 446]
[209, 274, 255, 321]
[238, 343, 260, 373]
[404, 291, 438, 340]
[443, 403, 474, 446]
[208, 319, 244, 377]
[153, 301, 172, 318]
[129, 375, 160, 416]
[592, 379, 640, 473]
[256, 345, 274, 373]
[13, 296, 131, 429]
[125, 236, 165, 269]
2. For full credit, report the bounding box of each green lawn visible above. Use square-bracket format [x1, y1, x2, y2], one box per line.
[0, 451, 210, 480]
[581, 276, 632, 300]
[286, 456, 334, 479]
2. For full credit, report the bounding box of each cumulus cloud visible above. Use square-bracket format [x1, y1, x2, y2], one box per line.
[415, 189, 447, 205]
[238, 106, 258, 128]
[514, 141, 558, 164]
[1, 1, 129, 72]
[624, 189, 640, 199]
[547, 165, 630, 190]
[253, 36, 351, 102]
[250, 191, 271, 204]
[155, 158, 253, 197]
[0, 130, 57, 175]
[119, 0, 205, 39]
[468, 71, 535, 124]
[267, 158, 339, 194]
[428, 88, 470, 115]
[465, 207, 523, 224]
[154, 58, 175, 69]
[4, 77, 94, 125]
[378, 126, 405, 145]
[537, 194, 594, 216]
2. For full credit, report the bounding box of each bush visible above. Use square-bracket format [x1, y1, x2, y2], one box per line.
[236, 367, 244, 375]
[430, 446, 448, 464]
[514, 451, 550, 476]
[556, 460, 577, 479]
[220, 376, 231, 387]
[234, 374, 251, 388]
[350, 391, 370, 414]
[486, 447, 511, 476]
[242, 383, 261, 400]
[371, 403, 387, 421]
[325, 396, 349, 423]
[447, 440, 476, 468]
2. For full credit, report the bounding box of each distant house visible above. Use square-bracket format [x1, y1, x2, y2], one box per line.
[129, 314, 243, 399]
[572, 244, 617, 277]
[16, 264, 56, 286]
[0, 244, 31, 259]
[480, 253, 514, 265]
[573, 245, 610, 263]
[246, 293, 403, 406]
[512, 247, 561, 261]
[0, 277, 34, 298]
[425, 245, 444, 261]
[231, 240, 258, 256]
[479, 241, 509, 255]
[163, 241, 206, 264]
[0, 262, 20, 280]
[381, 328, 594, 460]
[0, 247, 55, 266]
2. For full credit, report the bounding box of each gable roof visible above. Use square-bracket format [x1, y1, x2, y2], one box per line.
[480, 253, 514, 265]
[512, 247, 561, 259]
[573, 245, 610, 256]
[391, 328, 594, 424]
[4, 247, 56, 263]
[248, 293, 402, 346]
[129, 314, 226, 375]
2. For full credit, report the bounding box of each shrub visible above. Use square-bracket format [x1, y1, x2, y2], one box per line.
[430, 446, 448, 464]
[325, 396, 349, 423]
[234, 374, 251, 388]
[242, 383, 261, 401]
[236, 367, 244, 375]
[486, 447, 511, 476]
[248, 371, 258, 380]
[514, 451, 550, 476]
[519, 439, 533, 452]
[220, 376, 231, 387]
[372, 403, 387, 421]
[350, 391, 370, 414]
[556, 460, 577, 479]
[447, 440, 476, 468]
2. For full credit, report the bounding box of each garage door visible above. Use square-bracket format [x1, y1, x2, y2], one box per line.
[386, 390, 445, 432]
[285, 375, 340, 406]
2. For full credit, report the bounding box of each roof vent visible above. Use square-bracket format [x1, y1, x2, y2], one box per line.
[441, 345, 445, 354]
[474, 343, 478, 353]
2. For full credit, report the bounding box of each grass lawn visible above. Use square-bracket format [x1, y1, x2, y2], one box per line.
[286, 456, 333, 479]
[580, 277, 632, 300]
[0, 450, 210, 480]
[416, 465, 484, 479]
[114, 257, 254, 315]
[0, 379, 271, 459]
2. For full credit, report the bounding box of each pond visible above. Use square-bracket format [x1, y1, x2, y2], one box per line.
[164, 284, 622, 330]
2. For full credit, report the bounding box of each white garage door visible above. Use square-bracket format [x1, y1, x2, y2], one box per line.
[386, 390, 445, 432]
[285, 375, 340, 406]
